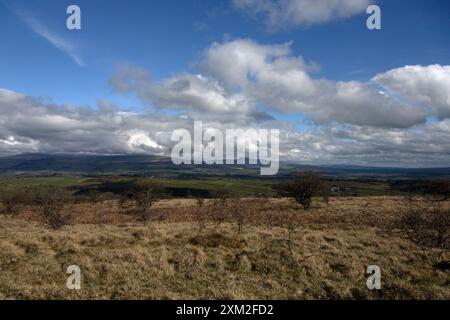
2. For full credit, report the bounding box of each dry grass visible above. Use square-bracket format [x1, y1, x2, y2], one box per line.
[0, 197, 449, 300]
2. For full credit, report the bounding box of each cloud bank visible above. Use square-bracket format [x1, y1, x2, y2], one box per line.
[1, 39, 449, 167]
[111, 40, 440, 129]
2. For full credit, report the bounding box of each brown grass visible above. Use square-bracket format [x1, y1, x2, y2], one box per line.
[0, 197, 449, 300]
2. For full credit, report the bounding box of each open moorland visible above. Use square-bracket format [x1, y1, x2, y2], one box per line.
[1, 190, 449, 300]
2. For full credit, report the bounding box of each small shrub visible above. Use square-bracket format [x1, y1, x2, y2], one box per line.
[399, 203, 450, 259]
[228, 198, 247, 234]
[195, 198, 206, 232]
[0, 189, 26, 216]
[31, 186, 73, 230]
[282, 212, 299, 264]
[210, 189, 230, 224]
[281, 172, 326, 210]
[120, 181, 164, 225]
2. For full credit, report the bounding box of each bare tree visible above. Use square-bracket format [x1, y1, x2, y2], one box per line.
[0, 189, 25, 216]
[230, 198, 248, 234]
[279, 212, 315, 266]
[195, 197, 206, 232]
[32, 186, 73, 230]
[281, 172, 325, 210]
[120, 181, 164, 225]
[399, 202, 450, 261]
[210, 189, 230, 225]
[283, 212, 299, 264]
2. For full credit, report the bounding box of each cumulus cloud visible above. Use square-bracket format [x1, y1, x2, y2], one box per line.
[373, 65, 450, 119]
[109, 65, 273, 125]
[197, 39, 426, 128]
[102, 39, 450, 166]
[109, 40, 430, 129]
[0, 88, 176, 156]
[2, 34, 449, 166]
[2, 87, 450, 167]
[279, 121, 450, 167]
[232, 0, 372, 30]
[197, 39, 320, 90]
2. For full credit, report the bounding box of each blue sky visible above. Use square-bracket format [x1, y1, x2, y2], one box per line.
[0, 0, 449, 166]
[1, 0, 448, 107]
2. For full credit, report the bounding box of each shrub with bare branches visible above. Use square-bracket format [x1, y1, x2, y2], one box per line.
[281, 172, 326, 210]
[0, 189, 26, 216]
[120, 181, 164, 225]
[278, 211, 315, 266]
[282, 212, 300, 264]
[210, 189, 230, 225]
[31, 186, 73, 229]
[399, 203, 450, 257]
[195, 198, 206, 232]
[229, 198, 249, 234]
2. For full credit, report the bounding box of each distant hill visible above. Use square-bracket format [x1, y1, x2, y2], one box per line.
[0, 153, 449, 180]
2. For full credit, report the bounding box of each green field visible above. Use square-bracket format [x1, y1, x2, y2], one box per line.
[0, 174, 408, 198]
[0, 176, 89, 190]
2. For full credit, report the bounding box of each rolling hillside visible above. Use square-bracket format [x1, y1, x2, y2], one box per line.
[0, 153, 449, 180]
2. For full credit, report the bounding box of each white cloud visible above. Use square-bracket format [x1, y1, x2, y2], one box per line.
[122, 129, 163, 152]
[1, 87, 450, 166]
[233, 0, 372, 30]
[0, 88, 175, 155]
[373, 65, 450, 119]
[278, 122, 450, 167]
[198, 39, 426, 128]
[110, 40, 427, 129]
[109, 65, 273, 125]
[1, 29, 449, 167]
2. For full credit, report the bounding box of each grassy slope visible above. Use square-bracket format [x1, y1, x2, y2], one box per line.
[0, 197, 449, 300]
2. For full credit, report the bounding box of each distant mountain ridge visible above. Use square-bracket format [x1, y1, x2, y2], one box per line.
[0, 153, 449, 179]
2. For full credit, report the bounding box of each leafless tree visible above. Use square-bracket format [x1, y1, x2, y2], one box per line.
[210, 189, 230, 225]
[280, 212, 315, 266]
[399, 202, 450, 261]
[120, 181, 164, 225]
[0, 189, 25, 216]
[281, 172, 326, 210]
[230, 198, 247, 234]
[195, 197, 206, 232]
[283, 213, 299, 264]
[32, 186, 73, 230]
